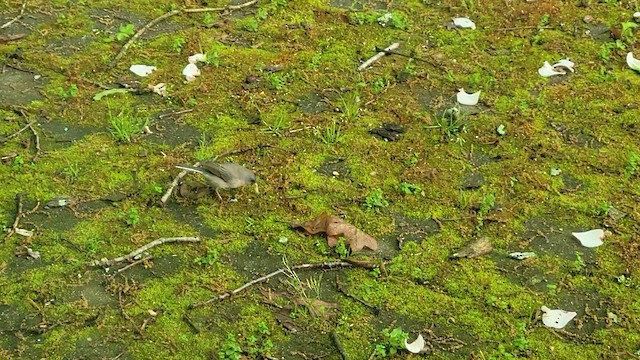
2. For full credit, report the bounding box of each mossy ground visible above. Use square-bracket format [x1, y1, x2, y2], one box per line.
[1, 0, 640, 358]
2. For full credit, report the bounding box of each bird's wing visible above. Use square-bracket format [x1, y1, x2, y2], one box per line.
[199, 162, 234, 182]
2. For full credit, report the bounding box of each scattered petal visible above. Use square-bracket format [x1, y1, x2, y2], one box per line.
[634, 12, 640, 19]
[496, 124, 506, 136]
[182, 63, 201, 82]
[452, 236, 492, 258]
[453, 17, 476, 30]
[150, 83, 168, 97]
[129, 64, 156, 77]
[538, 61, 566, 77]
[553, 58, 575, 72]
[550, 167, 562, 176]
[456, 88, 481, 105]
[188, 53, 207, 64]
[509, 252, 536, 260]
[26, 248, 40, 259]
[572, 229, 607, 248]
[626, 52, 640, 72]
[405, 334, 425, 354]
[15, 228, 34, 237]
[541, 306, 577, 329]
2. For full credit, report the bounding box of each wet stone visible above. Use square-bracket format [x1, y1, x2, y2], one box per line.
[297, 93, 330, 115]
[460, 171, 484, 189]
[316, 158, 350, 178]
[388, 213, 440, 249]
[560, 174, 583, 192]
[0, 68, 45, 106]
[39, 120, 99, 150]
[586, 23, 613, 42]
[370, 123, 405, 141]
[143, 112, 202, 147]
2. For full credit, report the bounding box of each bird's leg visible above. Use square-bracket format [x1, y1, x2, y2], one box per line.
[215, 189, 223, 201]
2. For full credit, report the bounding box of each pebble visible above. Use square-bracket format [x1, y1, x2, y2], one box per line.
[583, 15, 593, 23]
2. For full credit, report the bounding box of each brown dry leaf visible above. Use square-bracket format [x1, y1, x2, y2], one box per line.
[452, 236, 492, 258]
[0, 34, 26, 43]
[292, 213, 378, 252]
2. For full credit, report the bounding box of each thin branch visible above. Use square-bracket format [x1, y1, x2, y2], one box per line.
[189, 261, 354, 309]
[1, 120, 37, 143]
[160, 161, 200, 205]
[91, 237, 200, 267]
[358, 42, 400, 71]
[495, 25, 553, 32]
[114, 255, 154, 274]
[0, 1, 27, 30]
[109, 0, 258, 68]
[27, 122, 40, 161]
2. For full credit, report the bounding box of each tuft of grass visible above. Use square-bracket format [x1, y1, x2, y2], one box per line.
[315, 119, 343, 146]
[427, 107, 467, 144]
[339, 91, 360, 121]
[261, 106, 291, 136]
[364, 188, 389, 210]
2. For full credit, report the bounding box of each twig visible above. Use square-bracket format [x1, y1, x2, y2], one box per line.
[331, 330, 349, 360]
[3, 193, 38, 242]
[189, 261, 354, 308]
[0, 1, 27, 30]
[109, 0, 258, 68]
[358, 42, 400, 71]
[27, 122, 40, 161]
[1, 120, 37, 143]
[91, 237, 199, 267]
[158, 108, 193, 119]
[160, 161, 200, 205]
[373, 46, 438, 67]
[495, 25, 553, 32]
[114, 255, 154, 274]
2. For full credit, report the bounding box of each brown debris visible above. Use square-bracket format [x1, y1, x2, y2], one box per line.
[291, 212, 378, 252]
[451, 236, 492, 258]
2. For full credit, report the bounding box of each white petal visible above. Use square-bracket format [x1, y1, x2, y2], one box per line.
[509, 252, 536, 260]
[453, 17, 476, 29]
[553, 58, 575, 72]
[188, 53, 207, 64]
[15, 228, 34, 237]
[538, 61, 565, 77]
[182, 63, 201, 81]
[405, 334, 425, 353]
[626, 52, 640, 72]
[541, 306, 577, 329]
[129, 65, 157, 77]
[456, 88, 481, 105]
[572, 229, 605, 248]
[151, 83, 167, 97]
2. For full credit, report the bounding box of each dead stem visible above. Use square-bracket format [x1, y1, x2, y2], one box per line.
[90, 237, 199, 267]
[0, 1, 27, 30]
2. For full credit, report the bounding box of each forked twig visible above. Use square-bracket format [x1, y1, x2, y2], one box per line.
[189, 261, 354, 308]
[358, 42, 400, 71]
[109, 0, 258, 68]
[91, 237, 199, 267]
[0, 1, 27, 30]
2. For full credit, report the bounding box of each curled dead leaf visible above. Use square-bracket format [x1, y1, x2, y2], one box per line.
[452, 236, 492, 258]
[292, 213, 378, 252]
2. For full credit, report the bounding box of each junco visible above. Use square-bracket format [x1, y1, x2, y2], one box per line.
[176, 161, 257, 199]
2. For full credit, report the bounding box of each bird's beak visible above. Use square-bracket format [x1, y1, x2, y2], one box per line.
[254, 182, 259, 194]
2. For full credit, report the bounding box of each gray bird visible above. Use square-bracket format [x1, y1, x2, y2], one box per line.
[176, 162, 257, 199]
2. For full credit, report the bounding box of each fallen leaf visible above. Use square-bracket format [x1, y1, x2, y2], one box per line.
[129, 64, 157, 77]
[292, 213, 378, 252]
[0, 34, 26, 43]
[452, 236, 492, 258]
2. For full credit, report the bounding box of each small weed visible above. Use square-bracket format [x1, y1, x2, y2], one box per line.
[339, 91, 360, 121]
[11, 155, 24, 170]
[399, 182, 422, 195]
[118, 207, 140, 226]
[266, 72, 288, 90]
[513, 322, 529, 352]
[571, 251, 586, 273]
[172, 35, 186, 53]
[203, 13, 216, 26]
[62, 159, 80, 183]
[247, 321, 274, 357]
[377, 11, 408, 29]
[624, 151, 640, 178]
[315, 119, 343, 146]
[621, 22, 638, 44]
[365, 188, 389, 210]
[405, 153, 419, 167]
[460, 0, 477, 12]
[236, 17, 259, 32]
[261, 106, 291, 136]
[593, 201, 612, 216]
[108, 108, 148, 143]
[219, 333, 242, 360]
[427, 107, 466, 143]
[375, 327, 408, 357]
[348, 11, 380, 25]
[104, 23, 135, 42]
[194, 249, 219, 266]
[371, 76, 388, 93]
[54, 84, 78, 99]
[476, 193, 495, 229]
[206, 47, 221, 67]
[335, 237, 349, 258]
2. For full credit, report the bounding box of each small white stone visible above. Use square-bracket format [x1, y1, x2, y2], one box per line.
[453, 17, 476, 30]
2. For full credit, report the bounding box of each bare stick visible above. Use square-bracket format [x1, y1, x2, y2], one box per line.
[3, 193, 24, 242]
[114, 255, 154, 274]
[28, 122, 40, 161]
[358, 42, 400, 71]
[109, 0, 258, 68]
[160, 161, 200, 205]
[1, 120, 37, 143]
[0, 1, 26, 30]
[189, 261, 353, 309]
[495, 25, 553, 32]
[91, 237, 199, 267]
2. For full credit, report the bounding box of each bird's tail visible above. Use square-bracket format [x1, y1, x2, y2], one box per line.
[175, 164, 207, 175]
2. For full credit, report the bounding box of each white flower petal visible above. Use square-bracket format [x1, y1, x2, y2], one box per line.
[538, 61, 565, 77]
[541, 306, 577, 329]
[151, 83, 167, 97]
[456, 88, 481, 105]
[188, 53, 207, 64]
[453, 17, 476, 29]
[405, 334, 425, 353]
[129, 64, 157, 77]
[182, 63, 201, 82]
[572, 229, 605, 248]
[509, 252, 536, 260]
[552, 58, 575, 72]
[627, 52, 640, 72]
